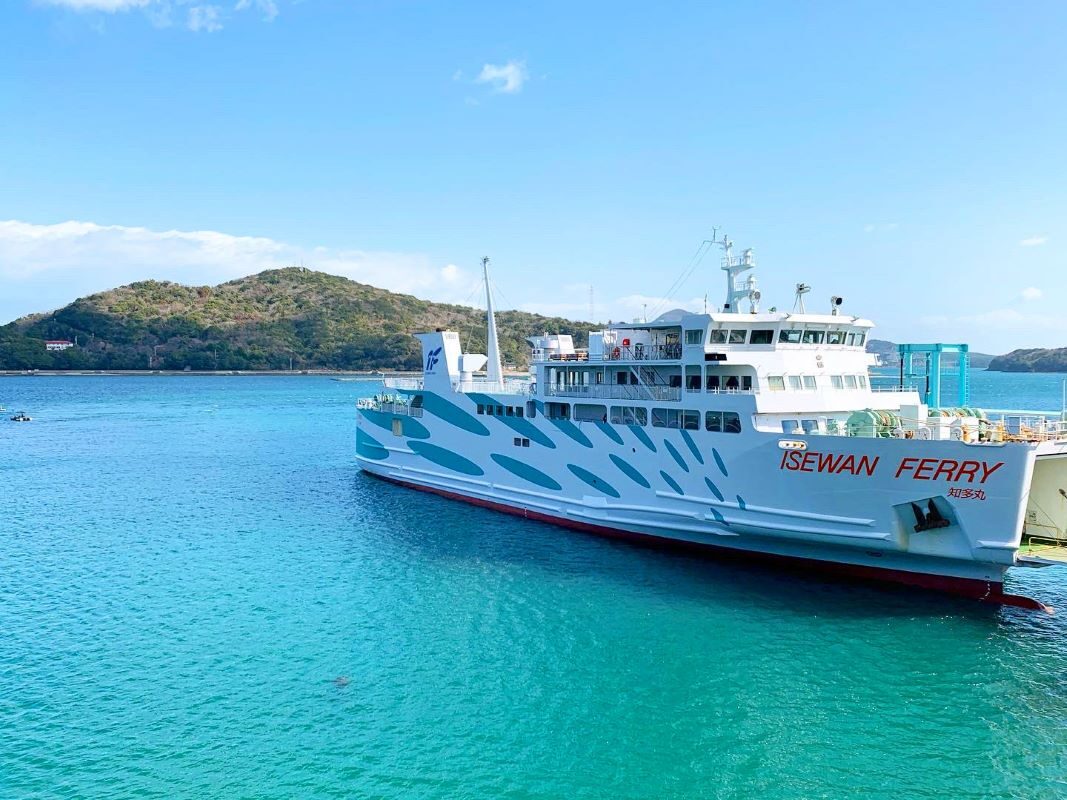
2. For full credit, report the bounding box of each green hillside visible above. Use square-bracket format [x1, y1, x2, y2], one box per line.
[0, 268, 595, 371]
[987, 348, 1067, 372]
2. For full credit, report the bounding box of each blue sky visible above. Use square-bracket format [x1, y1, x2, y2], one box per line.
[1, 1, 1065, 353]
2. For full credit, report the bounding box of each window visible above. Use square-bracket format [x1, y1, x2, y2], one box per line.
[802, 375, 817, 390]
[516, 406, 524, 418]
[801, 419, 819, 434]
[750, 329, 774, 345]
[652, 408, 680, 428]
[514, 437, 523, 447]
[685, 329, 704, 345]
[616, 371, 629, 385]
[522, 438, 530, 447]
[831, 375, 844, 390]
[845, 333, 856, 346]
[706, 374, 720, 391]
[729, 330, 747, 344]
[682, 410, 700, 430]
[486, 405, 495, 416]
[686, 374, 701, 391]
[477, 403, 485, 415]
[788, 376, 802, 390]
[506, 406, 514, 416]
[575, 403, 607, 422]
[742, 376, 753, 391]
[827, 330, 846, 345]
[526, 401, 537, 418]
[547, 402, 570, 419]
[858, 375, 868, 388]
[710, 329, 728, 344]
[781, 419, 800, 434]
[802, 330, 825, 345]
[392, 419, 403, 436]
[854, 333, 866, 346]
[844, 375, 858, 389]
[706, 411, 741, 433]
[669, 375, 682, 388]
[610, 406, 647, 426]
[768, 376, 785, 392]
[779, 329, 802, 344]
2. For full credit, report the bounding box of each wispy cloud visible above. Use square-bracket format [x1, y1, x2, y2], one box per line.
[0, 219, 475, 323]
[475, 60, 528, 94]
[1020, 235, 1048, 247]
[38, 0, 150, 9]
[36, 0, 282, 31]
[186, 4, 221, 32]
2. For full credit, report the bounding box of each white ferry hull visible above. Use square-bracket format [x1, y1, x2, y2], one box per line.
[356, 391, 1061, 611]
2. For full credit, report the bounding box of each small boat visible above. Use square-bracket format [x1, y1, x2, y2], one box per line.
[10, 412, 31, 422]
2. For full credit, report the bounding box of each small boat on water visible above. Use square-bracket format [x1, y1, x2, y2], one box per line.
[10, 412, 32, 422]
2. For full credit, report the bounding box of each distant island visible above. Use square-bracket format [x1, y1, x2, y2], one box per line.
[986, 349, 1067, 373]
[0, 268, 595, 372]
[0, 268, 1014, 372]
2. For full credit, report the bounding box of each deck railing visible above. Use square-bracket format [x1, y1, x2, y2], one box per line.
[543, 383, 681, 402]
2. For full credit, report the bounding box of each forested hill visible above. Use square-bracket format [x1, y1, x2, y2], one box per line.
[0, 268, 595, 371]
[986, 349, 1067, 372]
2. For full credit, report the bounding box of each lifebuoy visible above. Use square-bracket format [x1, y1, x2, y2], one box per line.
[612, 347, 621, 359]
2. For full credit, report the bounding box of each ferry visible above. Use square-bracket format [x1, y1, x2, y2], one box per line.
[356, 239, 1067, 611]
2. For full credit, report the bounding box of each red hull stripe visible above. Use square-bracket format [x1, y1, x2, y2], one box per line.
[367, 471, 1051, 613]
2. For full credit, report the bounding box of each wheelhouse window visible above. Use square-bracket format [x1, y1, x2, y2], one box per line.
[858, 375, 868, 388]
[802, 330, 825, 345]
[854, 333, 866, 346]
[844, 375, 858, 389]
[749, 329, 774, 344]
[827, 330, 846, 345]
[710, 329, 728, 344]
[685, 329, 704, 345]
[831, 375, 844, 389]
[802, 375, 817, 390]
[788, 376, 802, 390]
[779, 329, 802, 344]
[768, 376, 785, 392]
[729, 330, 746, 344]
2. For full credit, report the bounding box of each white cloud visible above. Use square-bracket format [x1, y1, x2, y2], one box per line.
[1021, 286, 1043, 301]
[475, 60, 528, 94]
[0, 219, 477, 323]
[187, 4, 221, 31]
[1020, 235, 1048, 247]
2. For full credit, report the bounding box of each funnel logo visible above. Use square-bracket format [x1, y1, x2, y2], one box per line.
[424, 346, 442, 373]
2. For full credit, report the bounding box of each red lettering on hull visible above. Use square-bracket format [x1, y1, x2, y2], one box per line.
[783, 452, 1006, 484]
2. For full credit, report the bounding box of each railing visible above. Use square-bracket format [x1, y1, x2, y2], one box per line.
[543, 383, 682, 402]
[453, 378, 532, 396]
[357, 397, 424, 417]
[383, 376, 423, 390]
[600, 344, 683, 361]
[547, 350, 589, 362]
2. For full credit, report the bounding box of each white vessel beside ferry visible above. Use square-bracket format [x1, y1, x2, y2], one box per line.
[356, 239, 1067, 610]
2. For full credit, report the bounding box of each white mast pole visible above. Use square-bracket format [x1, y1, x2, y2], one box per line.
[483, 256, 503, 384]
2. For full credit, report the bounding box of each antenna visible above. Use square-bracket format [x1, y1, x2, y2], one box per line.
[830, 295, 844, 315]
[482, 256, 502, 383]
[793, 283, 811, 313]
[589, 285, 595, 321]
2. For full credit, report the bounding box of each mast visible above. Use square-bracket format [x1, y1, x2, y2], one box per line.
[483, 256, 503, 383]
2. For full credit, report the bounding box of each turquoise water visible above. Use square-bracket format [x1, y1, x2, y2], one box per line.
[2, 373, 1066, 799]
